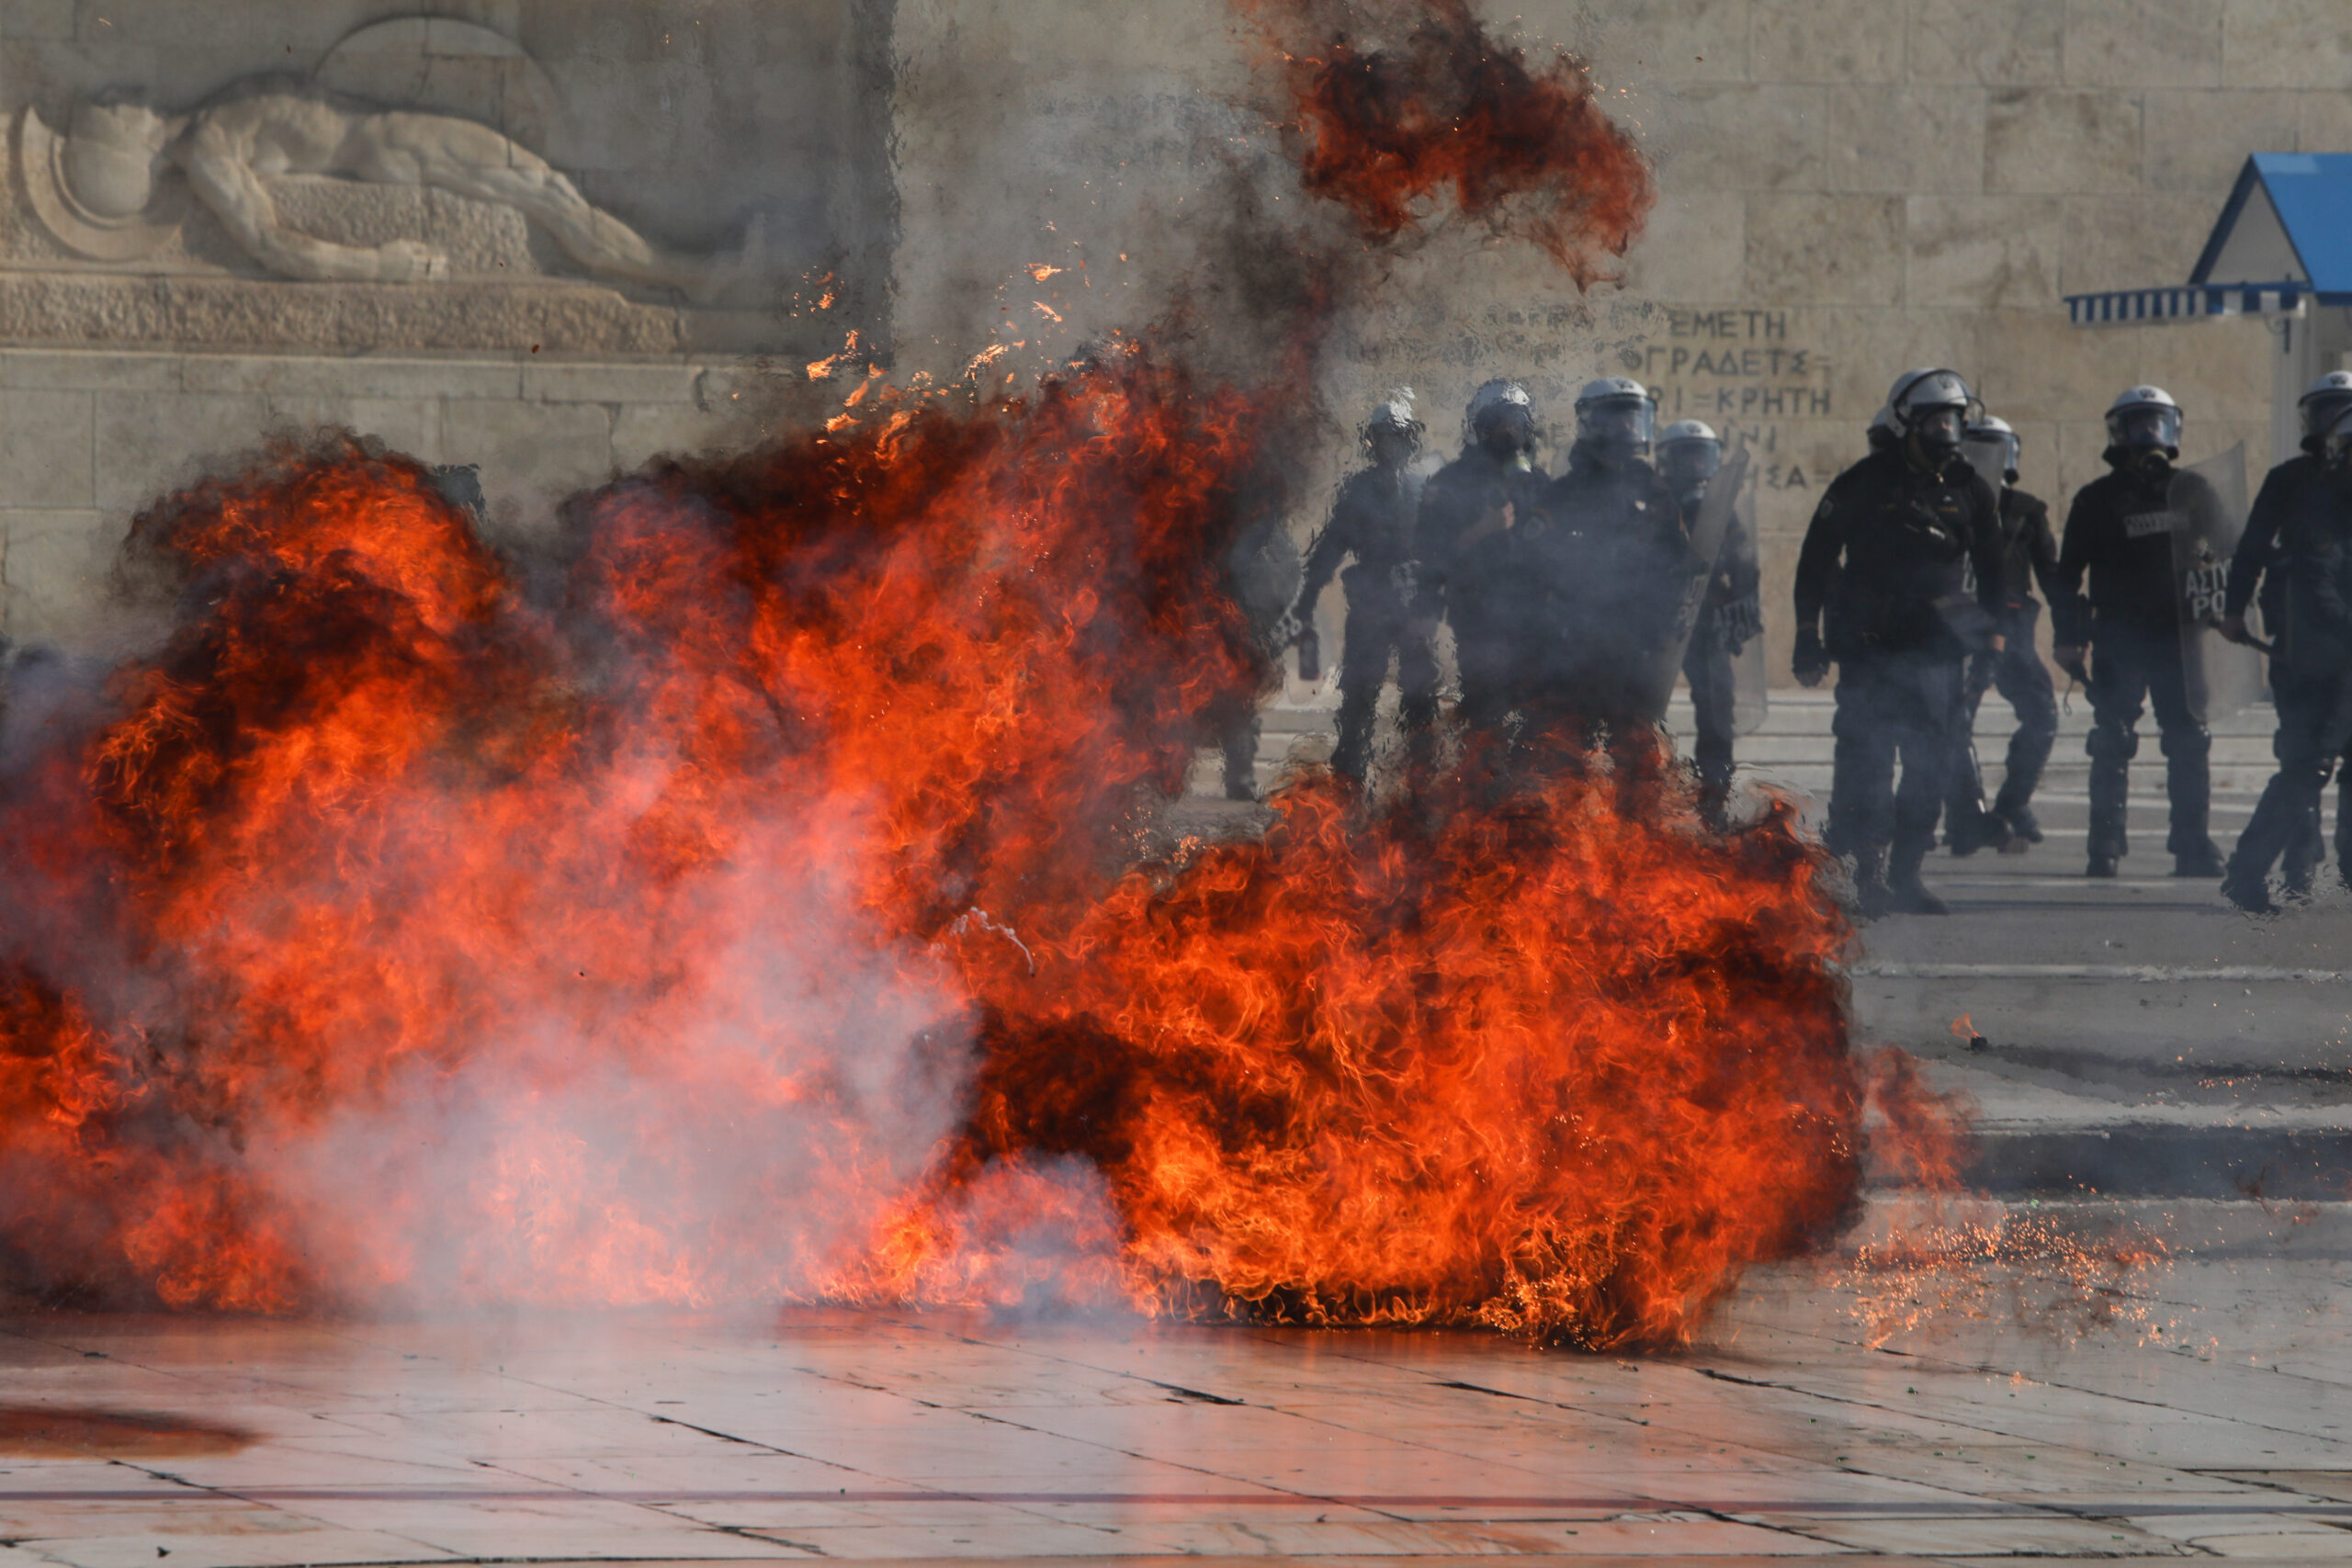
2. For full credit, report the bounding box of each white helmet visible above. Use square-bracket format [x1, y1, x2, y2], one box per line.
[2105, 385, 2182, 454]
[1574, 376, 1657, 456]
[1362, 397, 1422, 440]
[1962, 414, 2020, 486]
[1886, 367, 1973, 432]
[1656, 418, 1723, 494]
[2300, 370, 2352, 439]
[1885, 367, 1974, 458]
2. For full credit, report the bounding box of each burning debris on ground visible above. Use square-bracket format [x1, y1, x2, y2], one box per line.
[0, 0, 1943, 1349]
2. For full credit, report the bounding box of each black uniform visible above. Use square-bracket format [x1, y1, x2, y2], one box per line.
[1208, 509, 1301, 799]
[2224, 448, 2335, 892]
[1297, 465, 1436, 782]
[1947, 486, 2061, 839]
[1412, 446, 1550, 738]
[1683, 497, 1761, 806]
[2223, 455, 2352, 906]
[1793, 446, 2006, 871]
[2052, 451, 2225, 868]
[1519, 447, 1687, 737]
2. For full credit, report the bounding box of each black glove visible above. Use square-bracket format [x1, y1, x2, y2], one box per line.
[1792, 626, 1829, 683]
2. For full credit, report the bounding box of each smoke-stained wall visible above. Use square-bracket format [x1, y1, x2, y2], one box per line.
[889, 0, 2342, 684]
[1, 0, 894, 639]
[6, 0, 2346, 684]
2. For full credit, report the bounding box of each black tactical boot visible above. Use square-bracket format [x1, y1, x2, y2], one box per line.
[2222, 863, 2277, 914]
[1995, 803, 2043, 844]
[2086, 853, 2120, 878]
[2171, 840, 2226, 878]
[1887, 845, 1950, 916]
[1850, 848, 1894, 921]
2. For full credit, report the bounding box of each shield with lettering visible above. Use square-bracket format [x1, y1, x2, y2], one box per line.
[2168, 444, 2263, 723]
[1727, 487, 1769, 735]
[1632, 444, 1751, 719]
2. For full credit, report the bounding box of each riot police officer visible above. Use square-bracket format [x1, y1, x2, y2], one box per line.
[2051, 387, 2229, 878]
[1292, 398, 1436, 783]
[2220, 403, 2352, 911]
[1412, 379, 1550, 741]
[1518, 378, 1686, 744]
[1946, 416, 2060, 852]
[2221, 369, 2352, 898]
[1657, 419, 1760, 812]
[1793, 368, 2007, 917]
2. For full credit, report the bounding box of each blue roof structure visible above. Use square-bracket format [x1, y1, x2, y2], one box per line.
[2068, 152, 2352, 325]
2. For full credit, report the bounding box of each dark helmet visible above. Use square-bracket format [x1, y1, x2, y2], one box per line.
[2300, 370, 2352, 443]
[1573, 375, 1657, 459]
[1886, 367, 1974, 459]
[1655, 418, 1723, 501]
[1464, 378, 1537, 457]
[2104, 385, 2182, 457]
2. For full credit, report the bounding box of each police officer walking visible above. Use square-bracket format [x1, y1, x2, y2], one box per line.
[1657, 419, 1760, 813]
[2219, 370, 2352, 900]
[1519, 378, 1686, 748]
[2220, 380, 2352, 909]
[1412, 379, 1550, 745]
[1946, 416, 2061, 852]
[2050, 387, 2229, 878]
[1793, 368, 2007, 917]
[1291, 398, 1436, 783]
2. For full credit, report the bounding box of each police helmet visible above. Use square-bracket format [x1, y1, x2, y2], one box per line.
[2300, 370, 2352, 440]
[1574, 375, 1657, 455]
[2105, 385, 2182, 455]
[1362, 396, 1423, 446]
[1464, 378, 1536, 450]
[1963, 414, 2021, 482]
[1656, 418, 1723, 493]
[1886, 367, 1973, 429]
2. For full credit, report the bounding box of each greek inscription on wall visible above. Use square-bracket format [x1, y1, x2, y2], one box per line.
[1621, 309, 1832, 492]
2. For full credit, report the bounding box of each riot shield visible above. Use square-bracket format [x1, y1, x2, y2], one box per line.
[1727, 487, 1769, 735]
[1629, 445, 1751, 718]
[2169, 444, 2264, 723]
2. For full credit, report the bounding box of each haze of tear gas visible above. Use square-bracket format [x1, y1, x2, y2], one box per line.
[0, 0, 1926, 1345]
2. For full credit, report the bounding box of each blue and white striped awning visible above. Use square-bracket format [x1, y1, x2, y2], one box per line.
[2064, 282, 2312, 326]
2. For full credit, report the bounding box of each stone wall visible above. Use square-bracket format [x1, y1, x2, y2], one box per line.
[0, 0, 889, 648]
[888, 0, 2352, 682]
[9, 0, 2352, 679]
[0, 344, 766, 638]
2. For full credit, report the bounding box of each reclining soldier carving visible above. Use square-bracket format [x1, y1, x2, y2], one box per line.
[18, 79, 759, 301]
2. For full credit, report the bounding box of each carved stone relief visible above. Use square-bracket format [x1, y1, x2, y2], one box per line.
[17, 25, 766, 306]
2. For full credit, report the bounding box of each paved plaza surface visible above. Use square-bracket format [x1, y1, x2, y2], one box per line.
[6, 691, 2350, 1566]
[6, 1238, 2352, 1566]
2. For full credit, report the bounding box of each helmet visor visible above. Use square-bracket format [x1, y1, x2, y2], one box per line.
[1961, 431, 2014, 490]
[1911, 404, 1966, 452]
[1472, 400, 1535, 452]
[2305, 391, 2352, 440]
[2326, 406, 2352, 466]
[1579, 396, 1654, 453]
[1657, 437, 1722, 493]
[2109, 404, 2182, 451]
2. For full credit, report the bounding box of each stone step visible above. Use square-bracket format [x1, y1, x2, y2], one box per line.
[1893, 1054, 2352, 1202]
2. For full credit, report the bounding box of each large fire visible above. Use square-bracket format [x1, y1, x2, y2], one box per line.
[0, 1, 1892, 1348]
